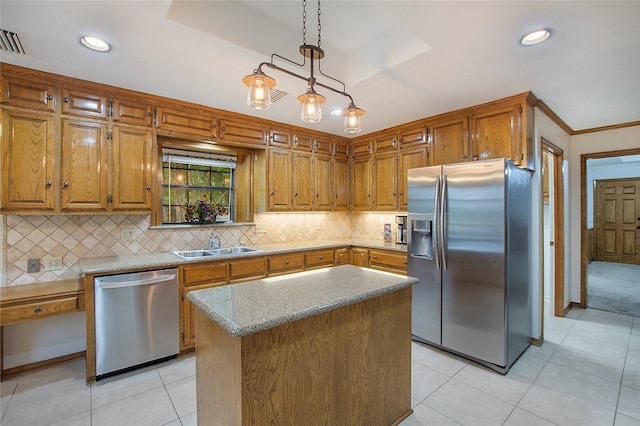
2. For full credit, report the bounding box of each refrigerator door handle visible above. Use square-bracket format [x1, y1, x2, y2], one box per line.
[440, 174, 448, 271]
[434, 174, 441, 270]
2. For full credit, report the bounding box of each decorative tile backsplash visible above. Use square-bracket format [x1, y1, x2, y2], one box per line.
[1, 211, 403, 286]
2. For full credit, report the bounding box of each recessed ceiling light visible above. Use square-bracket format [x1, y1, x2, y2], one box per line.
[80, 36, 110, 52]
[330, 108, 343, 116]
[520, 29, 552, 46]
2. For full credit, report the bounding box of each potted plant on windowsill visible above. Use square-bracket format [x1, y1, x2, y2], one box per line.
[183, 196, 228, 224]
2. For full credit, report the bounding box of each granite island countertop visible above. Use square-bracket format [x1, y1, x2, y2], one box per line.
[187, 264, 418, 337]
[76, 238, 408, 276]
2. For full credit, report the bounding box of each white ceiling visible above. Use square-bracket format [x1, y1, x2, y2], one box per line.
[1, 0, 639, 137]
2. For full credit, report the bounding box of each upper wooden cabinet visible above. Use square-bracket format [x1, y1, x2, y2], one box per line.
[352, 156, 373, 211]
[372, 131, 400, 153]
[373, 151, 398, 211]
[156, 106, 218, 138]
[333, 139, 350, 158]
[111, 98, 153, 127]
[292, 151, 313, 211]
[220, 118, 267, 146]
[313, 136, 333, 155]
[1, 110, 56, 210]
[61, 119, 109, 211]
[333, 156, 350, 211]
[111, 126, 153, 210]
[399, 146, 428, 209]
[61, 88, 108, 120]
[267, 148, 292, 211]
[269, 127, 291, 148]
[314, 154, 333, 211]
[292, 133, 314, 151]
[351, 139, 372, 157]
[0, 77, 56, 112]
[429, 114, 470, 165]
[398, 125, 427, 149]
[469, 101, 524, 165]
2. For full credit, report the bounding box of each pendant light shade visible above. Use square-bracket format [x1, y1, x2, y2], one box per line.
[242, 71, 276, 110]
[298, 90, 326, 122]
[343, 104, 365, 133]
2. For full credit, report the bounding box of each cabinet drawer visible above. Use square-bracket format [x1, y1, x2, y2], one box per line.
[1, 296, 81, 326]
[229, 257, 266, 282]
[268, 253, 304, 275]
[369, 249, 407, 273]
[305, 249, 334, 269]
[183, 262, 227, 286]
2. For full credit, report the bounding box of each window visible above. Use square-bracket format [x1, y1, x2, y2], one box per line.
[162, 149, 236, 225]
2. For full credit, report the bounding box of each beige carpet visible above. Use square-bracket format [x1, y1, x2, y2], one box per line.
[587, 261, 640, 318]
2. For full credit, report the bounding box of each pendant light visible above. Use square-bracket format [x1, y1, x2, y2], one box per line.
[242, 0, 365, 133]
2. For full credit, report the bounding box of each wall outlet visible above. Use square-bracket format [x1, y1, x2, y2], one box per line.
[121, 229, 135, 241]
[255, 223, 267, 234]
[27, 258, 40, 273]
[44, 256, 63, 271]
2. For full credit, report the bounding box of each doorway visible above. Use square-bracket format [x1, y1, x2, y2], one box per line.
[581, 149, 640, 313]
[542, 139, 565, 319]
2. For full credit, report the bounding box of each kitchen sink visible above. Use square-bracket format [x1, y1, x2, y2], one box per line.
[172, 247, 261, 259]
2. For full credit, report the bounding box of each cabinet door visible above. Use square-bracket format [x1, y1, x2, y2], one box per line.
[351, 139, 372, 158]
[292, 151, 313, 211]
[369, 249, 408, 274]
[304, 249, 334, 269]
[372, 131, 399, 153]
[430, 115, 469, 165]
[183, 281, 225, 349]
[61, 88, 108, 120]
[398, 146, 428, 210]
[0, 77, 55, 112]
[398, 125, 427, 149]
[333, 157, 350, 211]
[351, 248, 369, 267]
[314, 154, 332, 211]
[267, 253, 304, 276]
[156, 106, 217, 138]
[292, 133, 314, 151]
[112, 98, 153, 126]
[1, 110, 55, 210]
[352, 156, 373, 210]
[111, 126, 153, 210]
[470, 103, 521, 163]
[334, 248, 350, 266]
[333, 140, 350, 158]
[373, 151, 398, 211]
[228, 257, 266, 283]
[267, 148, 291, 211]
[61, 119, 108, 211]
[313, 136, 332, 155]
[219, 118, 267, 146]
[269, 128, 291, 148]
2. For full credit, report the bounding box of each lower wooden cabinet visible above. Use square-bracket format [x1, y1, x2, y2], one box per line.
[334, 248, 350, 266]
[369, 249, 408, 274]
[267, 253, 304, 276]
[351, 248, 370, 267]
[304, 249, 334, 270]
[229, 257, 267, 283]
[182, 281, 226, 349]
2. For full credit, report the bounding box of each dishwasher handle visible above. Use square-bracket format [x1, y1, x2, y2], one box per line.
[97, 274, 176, 289]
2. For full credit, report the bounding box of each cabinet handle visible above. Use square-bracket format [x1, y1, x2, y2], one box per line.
[373, 256, 378, 259]
[319, 256, 323, 260]
[34, 307, 42, 313]
[392, 138, 397, 147]
[146, 112, 152, 117]
[212, 124, 216, 129]
[63, 97, 70, 103]
[271, 192, 275, 196]
[45, 181, 52, 187]
[462, 155, 468, 159]
[63, 182, 69, 188]
[399, 192, 404, 195]
[404, 261, 407, 264]
[392, 192, 396, 196]
[146, 186, 151, 190]
[45, 94, 53, 100]
[285, 260, 289, 265]
[316, 193, 319, 197]
[294, 192, 298, 196]
[294, 137, 299, 146]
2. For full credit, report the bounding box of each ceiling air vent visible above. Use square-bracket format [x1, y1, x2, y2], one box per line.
[0, 29, 26, 55]
[270, 89, 287, 104]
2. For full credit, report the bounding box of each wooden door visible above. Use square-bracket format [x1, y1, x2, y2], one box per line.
[111, 126, 153, 210]
[373, 151, 398, 210]
[314, 154, 332, 211]
[333, 157, 350, 210]
[399, 146, 428, 210]
[429, 115, 469, 165]
[267, 148, 291, 211]
[61, 119, 108, 211]
[352, 156, 373, 210]
[595, 178, 640, 264]
[292, 151, 313, 211]
[470, 103, 521, 163]
[1, 110, 55, 210]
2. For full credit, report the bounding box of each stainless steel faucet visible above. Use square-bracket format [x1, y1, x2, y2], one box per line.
[209, 233, 221, 250]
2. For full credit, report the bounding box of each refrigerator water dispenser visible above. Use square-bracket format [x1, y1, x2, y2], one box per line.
[410, 219, 432, 259]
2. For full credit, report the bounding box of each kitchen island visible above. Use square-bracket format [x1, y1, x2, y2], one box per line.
[188, 265, 418, 425]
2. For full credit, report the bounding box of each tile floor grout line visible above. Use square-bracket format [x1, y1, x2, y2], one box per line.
[159, 365, 182, 426]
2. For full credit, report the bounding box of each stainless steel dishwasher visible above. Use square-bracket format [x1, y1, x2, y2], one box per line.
[94, 268, 179, 378]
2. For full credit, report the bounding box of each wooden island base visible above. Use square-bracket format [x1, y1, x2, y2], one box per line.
[194, 286, 412, 425]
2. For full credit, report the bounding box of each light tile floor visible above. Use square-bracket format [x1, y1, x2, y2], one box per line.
[1, 307, 638, 425]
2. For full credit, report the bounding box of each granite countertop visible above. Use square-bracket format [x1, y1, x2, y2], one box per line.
[187, 264, 418, 337]
[76, 238, 408, 276]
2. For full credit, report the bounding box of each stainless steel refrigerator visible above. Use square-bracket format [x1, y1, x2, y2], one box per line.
[408, 158, 531, 373]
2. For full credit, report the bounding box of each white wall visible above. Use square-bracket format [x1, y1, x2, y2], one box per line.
[532, 109, 572, 337]
[568, 126, 640, 302]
